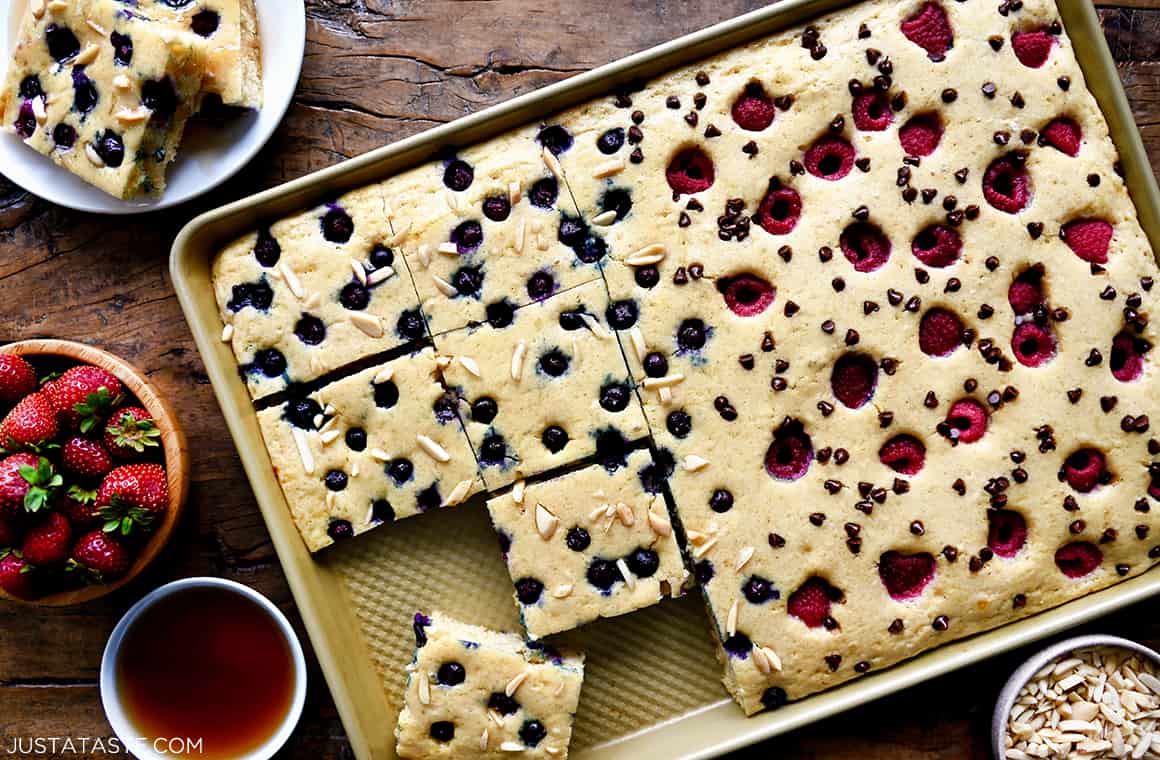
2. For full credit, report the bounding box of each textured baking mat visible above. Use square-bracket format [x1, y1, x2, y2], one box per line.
[327, 497, 724, 751]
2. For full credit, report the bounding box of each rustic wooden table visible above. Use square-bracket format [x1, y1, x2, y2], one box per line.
[2, 1, 1159, 758]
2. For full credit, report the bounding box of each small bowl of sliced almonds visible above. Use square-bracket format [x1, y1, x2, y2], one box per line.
[993, 634, 1160, 760]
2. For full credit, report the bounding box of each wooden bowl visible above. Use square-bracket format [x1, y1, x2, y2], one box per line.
[0, 340, 189, 606]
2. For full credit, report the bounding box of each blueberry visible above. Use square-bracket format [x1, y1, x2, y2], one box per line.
[486, 299, 515, 328]
[140, 78, 178, 122]
[709, 488, 733, 513]
[528, 177, 558, 209]
[19, 75, 42, 99]
[601, 188, 633, 220]
[606, 300, 638, 330]
[497, 530, 511, 554]
[345, 427, 367, 451]
[666, 410, 692, 438]
[432, 394, 458, 424]
[595, 428, 629, 471]
[443, 159, 473, 191]
[488, 692, 520, 716]
[338, 284, 371, 310]
[191, 9, 220, 36]
[254, 228, 281, 267]
[72, 69, 98, 114]
[324, 470, 348, 491]
[482, 195, 511, 221]
[368, 244, 394, 269]
[743, 575, 779, 604]
[93, 130, 124, 167]
[565, 526, 590, 552]
[480, 434, 507, 464]
[162, 0, 194, 6]
[597, 128, 625, 154]
[541, 425, 569, 453]
[52, 123, 76, 149]
[327, 519, 353, 541]
[677, 319, 708, 351]
[110, 32, 133, 65]
[46, 25, 80, 63]
[255, 348, 286, 377]
[575, 234, 608, 264]
[723, 632, 752, 656]
[536, 125, 573, 155]
[635, 265, 660, 289]
[417, 484, 442, 511]
[413, 613, 430, 647]
[397, 309, 426, 340]
[470, 397, 498, 424]
[294, 315, 326, 345]
[373, 380, 399, 408]
[451, 266, 483, 297]
[519, 720, 548, 748]
[626, 548, 660, 578]
[436, 662, 465, 686]
[558, 308, 585, 331]
[526, 270, 555, 301]
[451, 221, 483, 254]
[387, 458, 413, 484]
[372, 499, 394, 523]
[428, 721, 454, 743]
[599, 382, 630, 412]
[643, 352, 668, 378]
[538, 349, 569, 377]
[321, 207, 354, 243]
[694, 559, 715, 585]
[761, 687, 788, 710]
[284, 398, 322, 430]
[515, 577, 544, 604]
[228, 281, 274, 312]
[587, 558, 623, 591]
[13, 102, 35, 139]
[638, 449, 675, 493]
[557, 217, 586, 247]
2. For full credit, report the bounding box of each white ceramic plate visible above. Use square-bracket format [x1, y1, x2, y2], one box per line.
[0, 0, 304, 214]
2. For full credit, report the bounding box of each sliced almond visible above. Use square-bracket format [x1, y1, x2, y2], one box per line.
[500, 742, 524, 753]
[658, 386, 674, 405]
[629, 327, 646, 362]
[387, 222, 410, 247]
[74, 43, 99, 66]
[726, 599, 739, 637]
[752, 645, 772, 674]
[48, 0, 69, 12]
[417, 671, 431, 705]
[349, 312, 384, 338]
[552, 583, 573, 598]
[505, 669, 529, 697]
[31, 97, 47, 125]
[683, 454, 710, 472]
[512, 479, 526, 505]
[615, 502, 634, 526]
[479, 729, 489, 751]
[511, 340, 527, 381]
[693, 537, 719, 558]
[508, 180, 522, 205]
[579, 313, 612, 339]
[457, 355, 481, 378]
[31, 0, 46, 19]
[647, 508, 672, 537]
[513, 219, 527, 255]
[617, 558, 636, 589]
[624, 244, 666, 266]
[436, 242, 459, 256]
[370, 447, 390, 462]
[373, 366, 394, 384]
[319, 429, 341, 446]
[535, 503, 559, 540]
[220, 323, 234, 342]
[279, 262, 305, 299]
[431, 273, 458, 298]
[114, 106, 151, 125]
[112, 74, 133, 92]
[442, 479, 474, 507]
[416, 434, 451, 463]
[367, 265, 395, 286]
[302, 291, 322, 310]
[591, 209, 618, 227]
[592, 158, 626, 179]
[351, 259, 367, 285]
[642, 373, 685, 390]
[542, 146, 563, 179]
[85, 18, 107, 35]
[735, 545, 755, 572]
[291, 428, 314, 475]
[85, 143, 105, 167]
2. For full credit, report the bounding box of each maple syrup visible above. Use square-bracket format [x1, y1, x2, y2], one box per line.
[115, 586, 297, 759]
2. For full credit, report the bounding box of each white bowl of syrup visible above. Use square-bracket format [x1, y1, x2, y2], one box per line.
[100, 578, 306, 760]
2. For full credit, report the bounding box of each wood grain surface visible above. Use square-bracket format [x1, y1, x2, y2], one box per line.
[1, 1, 1158, 758]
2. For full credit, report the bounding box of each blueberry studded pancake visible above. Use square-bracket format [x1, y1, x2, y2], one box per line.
[395, 612, 585, 760]
[486, 449, 687, 638]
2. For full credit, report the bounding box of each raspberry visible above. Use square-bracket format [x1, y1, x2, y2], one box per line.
[718, 274, 775, 317]
[878, 435, 926, 475]
[1011, 323, 1056, 368]
[898, 113, 944, 157]
[1055, 542, 1102, 578]
[1110, 331, 1147, 382]
[1041, 116, 1081, 157]
[1063, 448, 1107, 493]
[754, 184, 801, 236]
[665, 148, 715, 196]
[840, 222, 891, 272]
[1012, 29, 1055, 69]
[764, 419, 812, 481]
[830, 353, 878, 409]
[919, 308, 964, 357]
[988, 510, 1028, 558]
[911, 224, 961, 268]
[731, 82, 776, 132]
[1008, 268, 1046, 315]
[852, 92, 893, 131]
[944, 399, 987, 443]
[901, 2, 954, 60]
[1061, 219, 1113, 264]
[786, 577, 838, 628]
[982, 154, 1031, 214]
[804, 136, 855, 180]
[878, 551, 936, 600]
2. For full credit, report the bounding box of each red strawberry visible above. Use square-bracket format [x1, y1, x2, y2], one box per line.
[1062, 219, 1114, 264]
[97, 463, 168, 534]
[787, 577, 838, 628]
[22, 512, 72, 566]
[0, 355, 38, 405]
[71, 530, 131, 580]
[61, 485, 100, 529]
[1012, 29, 1055, 69]
[43, 365, 124, 432]
[0, 454, 62, 519]
[1041, 117, 1081, 157]
[103, 407, 161, 459]
[901, 1, 954, 60]
[62, 436, 113, 480]
[0, 550, 37, 599]
[0, 392, 59, 450]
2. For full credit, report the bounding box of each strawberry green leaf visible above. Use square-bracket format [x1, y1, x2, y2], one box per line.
[68, 485, 97, 504]
[75, 388, 124, 434]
